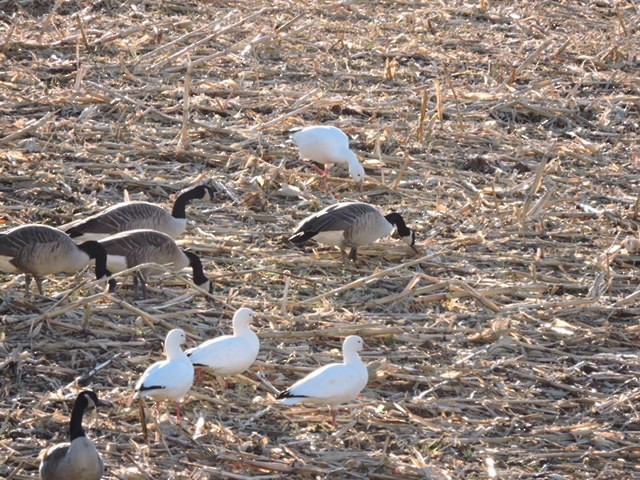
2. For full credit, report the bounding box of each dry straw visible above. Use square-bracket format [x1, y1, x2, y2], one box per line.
[1, 0, 639, 479]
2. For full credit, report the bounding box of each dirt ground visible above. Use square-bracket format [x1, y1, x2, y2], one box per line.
[1, 1, 639, 479]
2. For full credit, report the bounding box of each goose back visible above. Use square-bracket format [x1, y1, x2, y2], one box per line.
[293, 126, 350, 165]
[63, 202, 182, 241]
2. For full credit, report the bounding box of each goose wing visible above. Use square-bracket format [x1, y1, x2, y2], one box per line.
[99, 229, 172, 257]
[39, 443, 71, 480]
[294, 203, 378, 234]
[62, 202, 167, 238]
[0, 225, 66, 255]
[135, 358, 193, 397]
[278, 362, 364, 404]
[186, 336, 255, 374]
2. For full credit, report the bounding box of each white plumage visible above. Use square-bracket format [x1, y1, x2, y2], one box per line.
[134, 329, 194, 420]
[277, 335, 368, 425]
[293, 126, 365, 189]
[186, 308, 259, 384]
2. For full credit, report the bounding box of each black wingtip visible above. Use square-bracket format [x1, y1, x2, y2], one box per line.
[137, 384, 165, 393]
[289, 231, 317, 244]
[276, 389, 291, 400]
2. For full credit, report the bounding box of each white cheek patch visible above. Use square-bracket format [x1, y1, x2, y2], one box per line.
[312, 231, 345, 247]
[0, 256, 18, 273]
[106, 255, 129, 273]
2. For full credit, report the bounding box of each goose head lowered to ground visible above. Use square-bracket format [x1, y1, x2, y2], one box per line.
[0, 224, 116, 296]
[292, 125, 365, 190]
[98, 229, 212, 299]
[289, 202, 418, 263]
[60, 184, 214, 241]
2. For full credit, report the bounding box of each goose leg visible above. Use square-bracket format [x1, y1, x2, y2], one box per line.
[24, 274, 32, 297]
[133, 272, 148, 299]
[300, 160, 330, 191]
[329, 407, 337, 427]
[175, 401, 183, 421]
[348, 247, 358, 262]
[194, 368, 202, 386]
[138, 397, 148, 441]
[34, 276, 45, 295]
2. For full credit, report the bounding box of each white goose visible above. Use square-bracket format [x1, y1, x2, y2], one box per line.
[277, 335, 368, 426]
[39, 390, 106, 480]
[134, 329, 194, 422]
[186, 307, 259, 387]
[61, 185, 213, 241]
[293, 125, 365, 190]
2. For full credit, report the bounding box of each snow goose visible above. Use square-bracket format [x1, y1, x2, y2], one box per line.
[293, 126, 365, 190]
[39, 390, 106, 480]
[0, 224, 115, 296]
[186, 307, 259, 386]
[61, 184, 213, 241]
[289, 202, 418, 262]
[98, 229, 211, 299]
[134, 328, 194, 422]
[277, 335, 368, 426]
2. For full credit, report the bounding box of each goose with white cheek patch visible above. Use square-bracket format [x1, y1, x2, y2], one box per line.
[289, 202, 418, 263]
[39, 390, 107, 480]
[186, 307, 259, 387]
[293, 125, 365, 190]
[277, 335, 368, 426]
[134, 328, 194, 426]
[0, 224, 116, 296]
[98, 229, 211, 299]
[60, 185, 213, 241]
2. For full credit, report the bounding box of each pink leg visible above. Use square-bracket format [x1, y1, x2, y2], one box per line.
[194, 368, 202, 386]
[176, 401, 183, 421]
[300, 160, 331, 191]
[330, 408, 337, 427]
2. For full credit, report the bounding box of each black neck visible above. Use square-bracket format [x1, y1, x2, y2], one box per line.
[184, 251, 208, 286]
[384, 212, 412, 237]
[171, 186, 210, 219]
[69, 394, 90, 441]
[78, 241, 113, 286]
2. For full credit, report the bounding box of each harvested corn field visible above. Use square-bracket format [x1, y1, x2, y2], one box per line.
[1, 0, 640, 479]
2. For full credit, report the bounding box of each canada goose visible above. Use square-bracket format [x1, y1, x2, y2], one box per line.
[61, 185, 214, 241]
[289, 202, 418, 262]
[0, 224, 115, 296]
[277, 335, 368, 426]
[293, 126, 365, 190]
[135, 328, 194, 423]
[98, 229, 211, 299]
[186, 307, 259, 387]
[39, 390, 106, 480]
